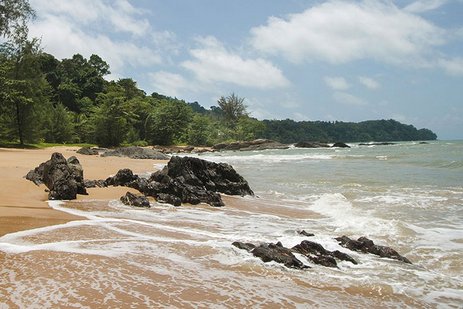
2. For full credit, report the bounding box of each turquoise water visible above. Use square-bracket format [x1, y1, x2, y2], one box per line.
[1, 141, 462, 307]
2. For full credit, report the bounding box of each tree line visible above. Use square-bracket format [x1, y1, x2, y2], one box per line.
[0, 0, 437, 147]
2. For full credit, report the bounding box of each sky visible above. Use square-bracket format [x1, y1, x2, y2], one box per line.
[27, 0, 463, 139]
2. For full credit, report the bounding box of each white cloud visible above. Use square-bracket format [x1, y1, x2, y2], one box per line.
[404, 0, 448, 13]
[28, 0, 164, 78]
[250, 1, 444, 65]
[324, 76, 350, 90]
[149, 71, 201, 98]
[358, 76, 380, 89]
[437, 57, 463, 76]
[333, 92, 368, 106]
[182, 36, 290, 89]
[31, 0, 150, 36]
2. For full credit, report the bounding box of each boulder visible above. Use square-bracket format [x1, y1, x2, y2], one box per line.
[295, 142, 330, 148]
[76, 147, 99, 155]
[232, 241, 256, 252]
[25, 153, 87, 200]
[332, 142, 350, 148]
[101, 147, 169, 160]
[120, 192, 150, 208]
[335, 236, 411, 264]
[105, 168, 139, 187]
[298, 230, 315, 237]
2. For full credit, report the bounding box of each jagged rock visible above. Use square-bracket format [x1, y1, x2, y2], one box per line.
[105, 169, 139, 187]
[232, 241, 256, 252]
[76, 147, 99, 155]
[84, 179, 106, 188]
[25, 153, 87, 200]
[298, 230, 315, 237]
[250, 242, 309, 269]
[292, 240, 358, 267]
[335, 236, 411, 264]
[295, 142, 330, 148]
[120, 192, 150, 208]
[102, 156, 253, 207]
[332, 142, 350, 148]
[101, 147, 170, 160]
[213, 139, 290, 151]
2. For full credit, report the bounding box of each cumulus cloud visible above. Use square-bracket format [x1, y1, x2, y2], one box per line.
[324, 76, 350, 90]
[333, 92, 368, 106]
[250, 1, 444, 65]
[182, 36, 290, 89]
[29, 0, 165, 78]
[358, 76, 380, 89]
[404, 0, 448, 13]
[149, 71, 203, 98]
[437, 57, 463, 75]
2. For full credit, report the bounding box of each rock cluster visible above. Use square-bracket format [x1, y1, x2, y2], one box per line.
[88, 156, 254, 207]
[233, 234, 411, 270]
[335, 235, 412, 264]
[120, 192, 150, 208]
[101, 146, 169, 160]
[213, 139, 289, 151]
[25, 153, 87, 200]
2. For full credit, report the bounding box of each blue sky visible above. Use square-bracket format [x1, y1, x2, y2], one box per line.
[28, 0, 463, 139]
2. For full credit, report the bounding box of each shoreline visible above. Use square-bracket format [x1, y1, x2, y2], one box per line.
[0, 146, 167, 237]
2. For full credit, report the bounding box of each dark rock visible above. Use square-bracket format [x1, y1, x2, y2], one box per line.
[84, 179, 106, 188]
[335, 236, 411, 264]
[419, 142, 429, 144]
[295, 142, 330, 148]
[213, 139, 290, 152]
[232, 241, 256, 252]
[332, 142, 350, 148]
[155, 193, 182, 206]
[292, 240, 357, 267]
[251, 242, 309, 269]
[102, 156, 253, 207]
[25, 153, 87, 200]
[101, 147, 169, 160]
[120, 192, 150, 208]
[105, 169, 139, 187]
[76, 147, 99, 155]
[298, 230, 315, 237]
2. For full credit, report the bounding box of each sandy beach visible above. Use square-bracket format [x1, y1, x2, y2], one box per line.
[0, 146, 167, 237]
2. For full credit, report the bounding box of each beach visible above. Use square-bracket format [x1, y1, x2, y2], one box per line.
[0, 147, 166, 236]
[0, 142, 462, 307]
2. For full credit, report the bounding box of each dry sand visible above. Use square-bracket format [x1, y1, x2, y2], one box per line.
[0, 146, 167, 237]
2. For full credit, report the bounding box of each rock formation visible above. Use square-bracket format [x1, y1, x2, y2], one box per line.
[26, 153, 87, 200]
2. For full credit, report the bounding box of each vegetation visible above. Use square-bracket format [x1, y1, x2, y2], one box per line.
[0, 1, 437, 147]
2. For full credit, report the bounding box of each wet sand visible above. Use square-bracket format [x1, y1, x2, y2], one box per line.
[0, 146, 167, 237]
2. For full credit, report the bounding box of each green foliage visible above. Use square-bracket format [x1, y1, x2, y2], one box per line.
[146, 99, 193, 145]
[217, 93, 248, 127]
[187, 114, 212, 146]
[0, 0, 35, 40]
[43, 103, 75, 143]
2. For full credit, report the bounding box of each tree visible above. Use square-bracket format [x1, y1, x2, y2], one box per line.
[0, 0, 35, 40]
[217, 93, 248, 126]
[146, 99, 192, 145]
[187, 114, 211, 146]
[0, 38, 49, 144]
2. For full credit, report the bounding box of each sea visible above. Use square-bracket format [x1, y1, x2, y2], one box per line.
[1, 141, 462, 308]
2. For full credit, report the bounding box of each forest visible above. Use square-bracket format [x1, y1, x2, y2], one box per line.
[0, 1, 437, 148]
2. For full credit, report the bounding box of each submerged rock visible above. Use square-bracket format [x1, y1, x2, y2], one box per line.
[331, 142, 350, 148]
[120, 192, 150, 208]
[250, 242, 309, 269]
[292, 240, 358, 268]
[294, 141, 330, 148]
[25, 153, 87, 200]
[335, 235, 412, 264]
